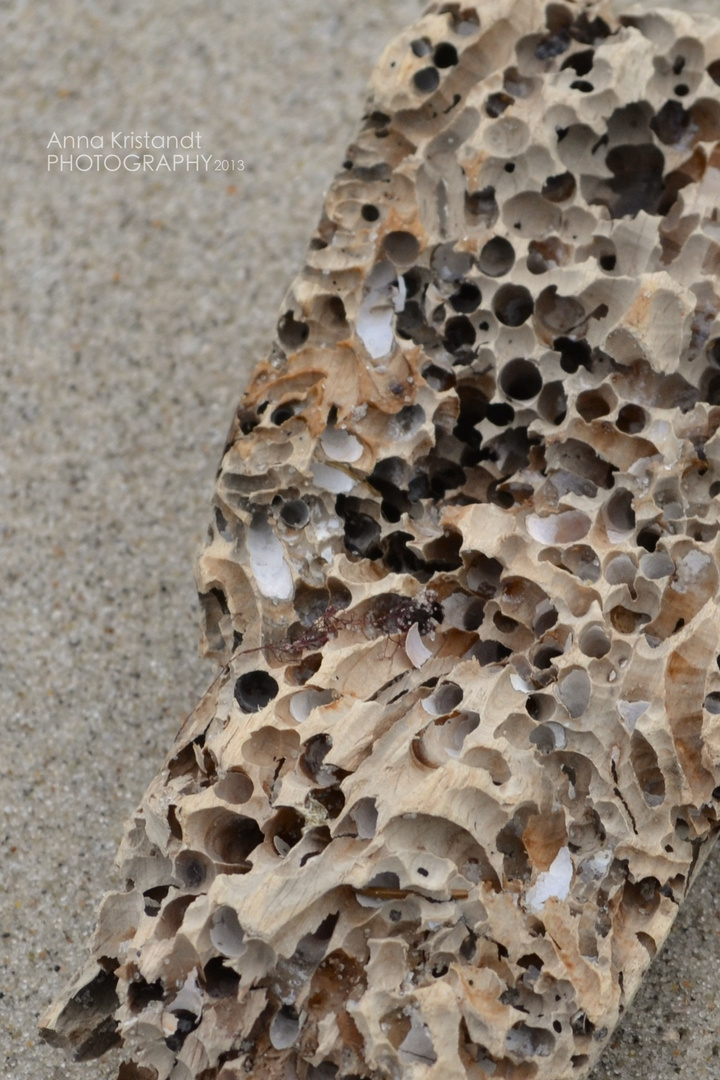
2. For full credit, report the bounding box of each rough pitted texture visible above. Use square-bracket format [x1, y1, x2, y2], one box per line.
[41, 1, 720, 1078]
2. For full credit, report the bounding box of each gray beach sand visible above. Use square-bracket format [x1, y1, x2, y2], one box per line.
[0, 2, 718, 1078]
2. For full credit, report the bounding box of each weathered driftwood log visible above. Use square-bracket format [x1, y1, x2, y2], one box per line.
[41, 1, 720, 1078]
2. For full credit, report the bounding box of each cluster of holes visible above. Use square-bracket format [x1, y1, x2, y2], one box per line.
[189, 12, 720, 1074]
[410, 38, 460, 94]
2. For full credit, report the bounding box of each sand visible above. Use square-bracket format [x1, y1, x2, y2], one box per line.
[0, 2, 718, 1078]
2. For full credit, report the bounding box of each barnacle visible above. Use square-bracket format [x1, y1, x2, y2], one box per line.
[42, 2, 720, 1078]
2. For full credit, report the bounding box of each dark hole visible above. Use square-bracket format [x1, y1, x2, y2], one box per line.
[204, 956, 241, 999]
[704, 692, 720, 715]
[289, 652, 323, 687]
[554, 336, 591, 374]
[411, 37, 432, 58]
[311, 786, 346, 818]
[143, 885, 170, 918]
[637, 527, 660, 552]
[165, 1009, 199, 1054]
[606, 488, 635, 532]
[450, 282, 482, 313]
[500, 358, 542, 400]
[384, 531, 424, 576]
[466, 186, 499, 225]
[479, 236, 515, 277]
[167, 806, 182, 842]
[299, 735, 333, 783]
[475, 640, 512, 664]
[708, 59, 720, 86]
[534, 645, 563, 670]
[267, 807, 306, 852]
[341, 509, 382, 558]
[463, 599, 485, 631]
[494, 612, 519, 634]
[347, 162, 391, 182]
[610, 605, 648, 633]
[599, 253, 616, 271]
[525, 694, 551, 721]
[444, 315, 477, 352]
[434, 42, 459, 68]
[271, 401, 300, 425]
[422, 363, 456, 391]
[277, 311, 309, 351]
[213, 815, 264, 864]
[361, 203, 380, 222]
[128, 976, 164, 1011]
[177, 853, 208, 889]
[616, 404, 646, 434]
[368, 871, 400, 890]
[570, 13, 611, 44]
[708, 338, 720, 367]
[237, 409, 259, 436]
[427, 461, 466, 498]
[704, 373, 720, 405]
[414, 67, 441, 93]
[561, 49, 594, 76]
[396, 403, 426, 436]
[504, 65, 534, 97]
[651, 99, 691, 145]
[369, 459, 411, 518]
[541, 172, 576, 202]
[487, 402, 515, 426]
[490, 486, 514, 509]
[674, 84, 690, 97]
[600, 143, 665, 218]
[570, 80, 594, 92]
[383, 230, 420, 264]
[460, 929, 479, 960]
[576, 389, 611, 421]
[408, 473, 432, 502]
[366, 110, 391, 131]
[396, 300, 436, 345]
[417, 866, 429, 877]
[546, 4, 572, 33]
[234, 671, 279, 713]
[535, 31, 570, 60]
[518, 952, 544, 970]
[504, 162, 516, 173]
[214, 507, 230, 538]
[486, 92, 514, 118]
[454, 385, 488, 446]
[493, 285, 533, 326]
[537, 381, 567, 425]
[403, 266, 428, 298]
[295, 583, 331, 627]
[280, 499, 310, 528]
[571, 1012, 595, 1037]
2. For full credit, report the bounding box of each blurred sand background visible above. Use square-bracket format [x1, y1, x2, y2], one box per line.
[0, 2, 719, 1078]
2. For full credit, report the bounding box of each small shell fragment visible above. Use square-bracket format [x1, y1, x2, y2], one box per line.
[41, 2, 720, 1079]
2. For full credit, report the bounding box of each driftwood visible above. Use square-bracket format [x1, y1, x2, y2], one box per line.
[41, 1, 720, 1077]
